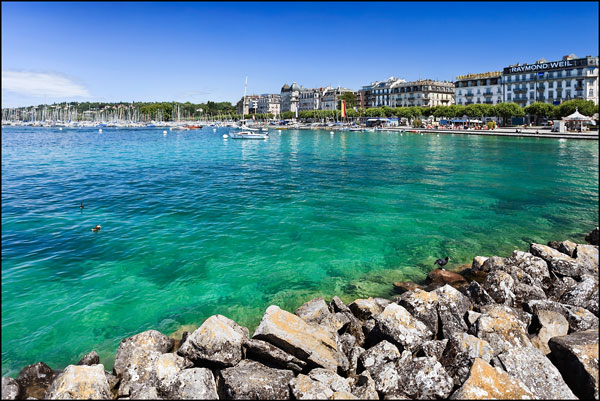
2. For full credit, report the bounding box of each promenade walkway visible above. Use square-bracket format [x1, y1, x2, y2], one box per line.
[379, 126, 598, 140]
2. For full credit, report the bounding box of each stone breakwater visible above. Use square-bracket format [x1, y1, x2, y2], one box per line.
[2, 228, 599, 400]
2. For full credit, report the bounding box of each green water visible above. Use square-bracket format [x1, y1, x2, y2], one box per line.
[1, 127, 598, 376]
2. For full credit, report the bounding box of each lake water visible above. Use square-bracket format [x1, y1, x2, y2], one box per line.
[2, 126, 598, 376]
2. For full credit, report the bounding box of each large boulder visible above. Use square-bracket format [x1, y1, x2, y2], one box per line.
[349, 298, 384, 321]
[525, 299, 599, 333]
[576, 244, 599, 276]
[167, 368, 218, 400]
[560, 274, 599, 315]
[252, 305, 347, 371]
[459, 281, 495, 308]
[426, 268, 467, 287]
[396, 356, 454, 399]
[243, 338, 306, 372]
[450, 358, 534, 399]
[113, 330, 173, 377]
[498, 346, 577, 400]
[481, 256, 507, 272]
[350, 370, 379, 400]
[475, 305, 532, 355]
[471, 256, 489, 271]
[415, 339, 448, 360]
[439, 332, 494, 387]
[507, 250, 550, 280]
[289, 374, 333, 400]
[585, 227, 599, 245]
[77, 351, 100, 366]
[370, 303, 433, 352]
[530, 243, 582, 278]
[482, 270, 516, 306]
[308, 368, 352, 393]
[2, 377, 21, 400]
[16, 362, 59, 400]
[358, 340, 403, 396]
[178, 314, 249, 367]
[218, 359, 294, 400]
[548, 329, 599, 400]
[530, 308, 569, 355]
[432, 284, 471, 338]
[397, 288, 439, 335]
[44, 364, 112, 400]
[295, 298, 346, 336]
[548, 240, 578, 258]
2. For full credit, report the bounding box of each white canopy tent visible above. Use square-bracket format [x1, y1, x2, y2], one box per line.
[562, 108, 592, 132]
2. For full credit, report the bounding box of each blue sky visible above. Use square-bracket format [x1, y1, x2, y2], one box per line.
[2, 1, 598, 107]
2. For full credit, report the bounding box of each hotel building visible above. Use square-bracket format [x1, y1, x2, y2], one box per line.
[236, 94, 260, 115]
[257, 94, 281, 115]
[280, 82, 301, 113]
[299, 87, 330, 112]
[358, 77, 406, 108]
[393, 80, 455, 107]
[502, 54, 599, 107]
[454, 72, 503, 105]
[320, 86, 355, 111]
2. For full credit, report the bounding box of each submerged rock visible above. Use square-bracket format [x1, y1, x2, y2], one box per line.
[548, 329, 599, 400]
[178, 314, 249, 367]
[392, 280, 424, 294]
[16, 362, 58, 400]
[45, 364, 112, 400]
[498, 346, 577, 400]
[426, 268, 467, 287]
[585, 227, 599, 245]
[218, 359, 294, 400]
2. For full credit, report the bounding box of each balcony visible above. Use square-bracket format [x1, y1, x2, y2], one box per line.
[465, 93, 474, 97]
[537, 86, 545, 91]
[575, 85, 584, 90]
[483, 92, 493, 96]
[513, 88, 527, 94]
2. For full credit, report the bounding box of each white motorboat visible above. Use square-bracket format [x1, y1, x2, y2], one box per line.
[229, 77, 268, 140]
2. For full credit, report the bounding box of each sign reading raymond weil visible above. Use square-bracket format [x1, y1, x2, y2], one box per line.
[503, 58, 590, 74]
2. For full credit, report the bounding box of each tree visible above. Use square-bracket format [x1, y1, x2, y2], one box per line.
[555, 99, 598, 118]
[524, 102, 555, 125]
[493, 103, 525, 126]
[338, 92, 357, 108]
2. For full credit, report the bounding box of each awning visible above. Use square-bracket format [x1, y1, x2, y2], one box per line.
[562, 108, 592, 121]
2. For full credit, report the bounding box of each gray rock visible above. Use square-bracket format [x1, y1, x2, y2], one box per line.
[362, 318, 377, 341]
[439, 332, 494, 387]
[525, 298, 599, 333]
[416, 339, 448, 360]
[340, 310, 365, 347]
[530, 308, 569, 355]
[530, 243, 582, 278]
[481, 256, 506, 272]
[169, 368, 218, 400]
[330, 296, 351, 314]
[350, 370, 378, 400]
[548, 240, 578, 257]
[396, 356, 454, 399]
[513, 281, 547, 306]
[331, 390, 359, 399]
[507, 250, 550, 280]
[178, 314, 249, 367]
[359, 340, 401, 372]
[77, 351, 99, 366]
[560, 274, 599, 315]
[337, 333, 356, 359]
[44, 364, 112, 400]
[465, 310, 482, 328]
[471, 256, 489, 271]
[129, 385, 162, 400]
[482, 269, 516, 306]
[2, 377, 21, 400]
[585, 227, 599, 245]
[498, 346, 577, 399]
[16, 362, 58, 400]
[476, 304, 532, 355]
[243, 338, 306, 372]
[459, 281, 495, 307]
[575, 244, 599, 276]
[295, 297, 346, 336]
[370, 303, 433, 352]
[544, 272, 573, 302]
[432, 284, 471, 338]
[290, 374, 334, 399]
[358, 340, 403, 395]
[308, 368, 352, 393]
[113, 329, 173, 377]
[397, 288, 439, 335]
[549, 329, 599, 400]
[349, 298, 384, 320]
[218, 359, 294, 400]
[347, 346, 364, 377]
[253, 305, 348, 371]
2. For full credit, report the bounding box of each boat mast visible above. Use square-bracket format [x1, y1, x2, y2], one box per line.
[243, 76, 248, 123]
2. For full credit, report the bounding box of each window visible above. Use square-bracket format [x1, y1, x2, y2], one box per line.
[566, 90, 571, 98]
[507, 93, 512, 101]
[566, 81, 571, 87]
[530, 74, 535, 80]
[458, 90, 462, 95]
[548, 81, 553, 88]
[506, 84, 511, 91]
[590, 89, 594, 97]
[548, 91, 553, 98]
[529, 83, 534, 89]
[566, 70, 571, 77]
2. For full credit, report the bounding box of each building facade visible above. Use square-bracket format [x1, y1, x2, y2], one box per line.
[320, 87, 355, 111]
[502, 54, 599, 107]
[299, 87, 329, 111]
[455, 72, 503, 105]
[257, 94, 281, 115]
[393, 80, 455, 107]
[236, 94, 260, 115]
[280, 82, 301, 113]
[358, 77, 406, 108]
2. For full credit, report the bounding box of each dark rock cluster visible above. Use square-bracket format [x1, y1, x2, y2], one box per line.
[2, 228, 598, 400]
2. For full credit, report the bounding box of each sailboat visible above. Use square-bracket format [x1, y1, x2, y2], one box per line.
[229, 77, 268, 140]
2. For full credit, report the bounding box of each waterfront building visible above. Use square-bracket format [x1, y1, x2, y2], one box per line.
[299, 87, 331, 112]
[358, 77, 406, 108]
[280, 82, 301, 113]
[320, 86, 355, 111]
[455, 72, 503, 105]
[236, 94, 260, 115]
[257, 94, 281, 116]
[502, 54, 599, 107]
[394, 80, 455, 107]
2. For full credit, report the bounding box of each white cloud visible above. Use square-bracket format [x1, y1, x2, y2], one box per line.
[2, 70, 91, 98]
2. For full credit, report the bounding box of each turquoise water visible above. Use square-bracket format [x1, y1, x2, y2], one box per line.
[2, 126, 598, 376]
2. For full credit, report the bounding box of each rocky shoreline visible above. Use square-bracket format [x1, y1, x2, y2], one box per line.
[2, 227, 599, 400]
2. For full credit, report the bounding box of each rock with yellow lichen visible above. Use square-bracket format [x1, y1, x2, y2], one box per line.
[217, 359, 294, 399]
[177, 314, 249, 368]
[397, 288, 439, 335]
[439, 332, 494, 387]
[113, 330, 173, 379]
[433, 284, 472, 338]
[289, 374, 334, 399]
[370, 303, 433, 352]
[475, 304, 532, 356]
[295, 297, 347, 337]
[548, 329, 599, 400]
[450, 358, 534, 400]
[44, 364, 112, 400]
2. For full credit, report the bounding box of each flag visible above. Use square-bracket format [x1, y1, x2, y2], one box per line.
[341, 100, 347, 118]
